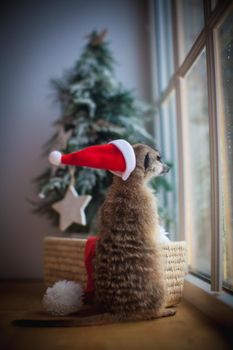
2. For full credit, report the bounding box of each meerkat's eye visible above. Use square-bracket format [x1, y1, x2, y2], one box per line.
[144, 152, 150, 169]
[156, 155, 161, 162]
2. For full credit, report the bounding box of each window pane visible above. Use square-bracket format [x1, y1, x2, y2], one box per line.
[156, 91, 179, 240]
[178, 0, 204, 64]
[154, 0, 174, 94]
[183, 49, 211, 277]
[216, 8, 233, 291]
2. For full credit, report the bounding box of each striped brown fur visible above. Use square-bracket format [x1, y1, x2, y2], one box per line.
[94, 144, 175, 320]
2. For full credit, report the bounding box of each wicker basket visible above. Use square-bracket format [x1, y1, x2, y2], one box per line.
[44, 236, 187, 307]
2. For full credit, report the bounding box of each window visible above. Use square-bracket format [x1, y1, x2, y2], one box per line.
[177, 0, 204, 63]
[151, 0, 233, 296]
[183, 49, 211, 278]
[215, 6, 233, 292]
[154, 0, 174, 93]
[158, 90, 179, 240]
[152, 0, 179, 240]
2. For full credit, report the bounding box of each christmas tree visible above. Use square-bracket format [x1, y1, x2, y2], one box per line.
[34, 30, 155, 233]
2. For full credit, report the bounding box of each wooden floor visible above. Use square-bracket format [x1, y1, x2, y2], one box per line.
[0, 281, 232, 350]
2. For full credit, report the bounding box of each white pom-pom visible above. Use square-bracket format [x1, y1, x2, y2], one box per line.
[43, 280, 83, 316]
[49, 151, 62, 166]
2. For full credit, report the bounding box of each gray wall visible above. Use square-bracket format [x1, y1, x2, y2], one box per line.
[0, 0, 151, 278]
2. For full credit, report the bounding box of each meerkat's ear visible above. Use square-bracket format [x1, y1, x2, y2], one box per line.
[144, 152, 150, 170]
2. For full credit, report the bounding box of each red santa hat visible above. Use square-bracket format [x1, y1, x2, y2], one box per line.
[49, 139, 136, 181]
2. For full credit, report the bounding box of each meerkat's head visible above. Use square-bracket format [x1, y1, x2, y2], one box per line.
[130, 144, 169, 182]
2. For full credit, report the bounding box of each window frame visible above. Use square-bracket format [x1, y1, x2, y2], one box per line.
[149, 0, 233, 325]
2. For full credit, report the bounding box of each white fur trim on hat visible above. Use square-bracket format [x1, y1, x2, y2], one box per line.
[49, 150, 62, 166]
[109, 139, 136, 180]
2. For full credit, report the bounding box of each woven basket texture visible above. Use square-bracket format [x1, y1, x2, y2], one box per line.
[44, 237, 187, 307]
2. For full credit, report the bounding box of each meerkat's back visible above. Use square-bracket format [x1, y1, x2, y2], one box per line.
[94, 144, 167, 318]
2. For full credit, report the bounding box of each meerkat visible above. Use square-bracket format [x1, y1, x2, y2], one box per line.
[13, 144, 175, 327]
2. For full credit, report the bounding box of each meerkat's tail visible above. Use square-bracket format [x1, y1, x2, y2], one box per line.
[12, 313, 118, 327]
[12, 308, 176, 327]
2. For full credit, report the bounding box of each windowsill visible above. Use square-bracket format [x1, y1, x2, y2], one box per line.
[184, 274, 233, 328]
[2, 280, 233, 349]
